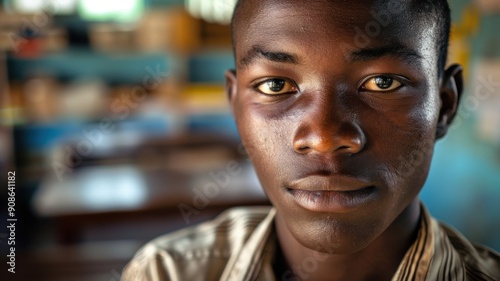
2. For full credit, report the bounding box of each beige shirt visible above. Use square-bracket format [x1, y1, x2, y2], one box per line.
[122, 205, 500, 281]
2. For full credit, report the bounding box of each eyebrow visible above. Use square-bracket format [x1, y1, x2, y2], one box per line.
[238, 44, 423, 68]
[348, 44, 423, 67]
[239, 45, 299, 67]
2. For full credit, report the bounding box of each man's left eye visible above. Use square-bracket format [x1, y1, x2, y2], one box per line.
[361, 76, 402, 92]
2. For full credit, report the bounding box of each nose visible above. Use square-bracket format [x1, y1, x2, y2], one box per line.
[292, 98, 366, 156]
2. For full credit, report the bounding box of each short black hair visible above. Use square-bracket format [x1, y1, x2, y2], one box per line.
[410, 0, 451, 76]
[230, 0, 451, 76]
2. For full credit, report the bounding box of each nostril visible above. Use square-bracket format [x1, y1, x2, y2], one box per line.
[335, 145, 351, 152]
[294, 144, 311, 153]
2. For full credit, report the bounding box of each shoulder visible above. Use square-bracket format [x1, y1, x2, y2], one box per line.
[436, 220, 500, 280]
[121, 206, 274, 281]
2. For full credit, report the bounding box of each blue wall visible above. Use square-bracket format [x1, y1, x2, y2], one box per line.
[421, 1, 500, 251]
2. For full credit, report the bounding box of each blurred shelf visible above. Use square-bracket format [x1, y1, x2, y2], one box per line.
[7, 48, 177, 84]
[33, 160, 265, 217]
[31, 158, 268, 244]
[24, 132, 265, 243]
[188, 49, 234, 83]
[13, 117, 172, 153]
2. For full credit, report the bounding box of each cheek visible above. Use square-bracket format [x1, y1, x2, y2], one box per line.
[386, 129, 435, 190]
[368, 95, 439, 193]
[235, 106, 291, 189]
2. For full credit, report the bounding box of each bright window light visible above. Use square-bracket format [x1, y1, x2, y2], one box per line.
[185, 0, 237, 24]
[8, 0, 77, 14]
[11, 0, 45, 13]
[79, 0, 144, 22]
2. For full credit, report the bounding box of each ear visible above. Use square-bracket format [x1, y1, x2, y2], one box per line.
[436, 64, 463, 139]
[225, 69, 237, 110]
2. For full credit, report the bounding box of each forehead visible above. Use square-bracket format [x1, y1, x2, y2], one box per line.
[242, 0, 383, 35]
[234, 0, 437, 71]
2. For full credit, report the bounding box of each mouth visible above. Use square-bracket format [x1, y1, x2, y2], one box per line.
[286, 175, 378, 213]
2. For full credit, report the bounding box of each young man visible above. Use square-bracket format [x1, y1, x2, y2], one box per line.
[122, 0, 500, 280]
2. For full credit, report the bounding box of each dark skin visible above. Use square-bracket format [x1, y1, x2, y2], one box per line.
[226, 1, 463, 280]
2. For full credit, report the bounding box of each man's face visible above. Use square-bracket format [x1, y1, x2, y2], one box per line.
[228, 0, 454, 254]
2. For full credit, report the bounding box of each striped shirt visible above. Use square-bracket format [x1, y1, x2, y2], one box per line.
[122, 205, 500, 281]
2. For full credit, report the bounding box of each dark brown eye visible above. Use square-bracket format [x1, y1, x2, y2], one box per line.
[374, 77, 393, 89]
[362, 76, 402, 92]
[268, 79, 285, 91]
[256, 78, 297, 95]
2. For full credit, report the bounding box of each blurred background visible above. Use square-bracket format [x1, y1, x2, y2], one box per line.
[0, 0, 498, 280]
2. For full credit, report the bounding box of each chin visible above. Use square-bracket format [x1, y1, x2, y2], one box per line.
[286, 210, 383, 255]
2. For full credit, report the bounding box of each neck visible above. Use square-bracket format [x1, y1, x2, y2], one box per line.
[274, 200, 421, 281]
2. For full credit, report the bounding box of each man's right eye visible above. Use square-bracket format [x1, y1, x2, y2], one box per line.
[255, 78, 298, 95]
